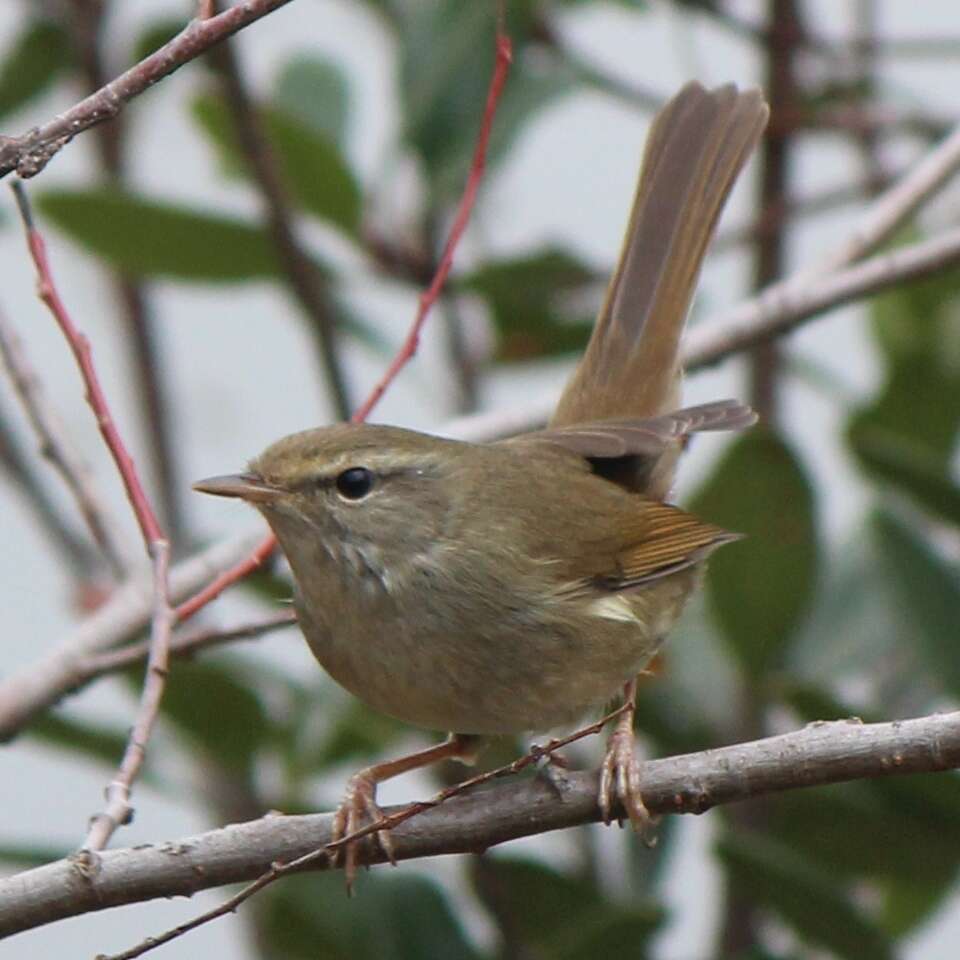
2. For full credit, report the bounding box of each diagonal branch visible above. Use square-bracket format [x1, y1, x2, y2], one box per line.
[13, 183, 172, 851]
[2, 710, 958, 940]
[0, 0, 298, 179]
[0, 307, 130, 577]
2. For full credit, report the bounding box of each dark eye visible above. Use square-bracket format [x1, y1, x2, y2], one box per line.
[335, 467, 374, 500]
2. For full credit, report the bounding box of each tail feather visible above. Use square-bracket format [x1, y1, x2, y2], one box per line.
[551, 83, 768, 430]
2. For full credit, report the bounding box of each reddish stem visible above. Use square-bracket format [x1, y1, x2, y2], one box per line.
[12, 183, 164, 548]
[173, 28, 513, 618]
[350, 32, 514, 424]
[175, 532, 277, 623]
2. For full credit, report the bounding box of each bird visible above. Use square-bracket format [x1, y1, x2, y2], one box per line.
[195, 80, 769, 888]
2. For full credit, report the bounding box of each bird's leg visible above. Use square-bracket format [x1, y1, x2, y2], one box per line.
[331, 733, 479, 892]
[598, 678, 655, 836]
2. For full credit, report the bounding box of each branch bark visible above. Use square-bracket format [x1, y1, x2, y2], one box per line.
[0, 0, 297, 179]
[2, 710, 958, 939]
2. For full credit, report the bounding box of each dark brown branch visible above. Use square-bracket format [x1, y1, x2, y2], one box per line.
[0, 0, 297, 179]
[2, 711, 959, 939]
[206, 17, 351, 420]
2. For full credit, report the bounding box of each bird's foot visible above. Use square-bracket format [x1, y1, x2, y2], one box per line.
[329, 770, 397, 894]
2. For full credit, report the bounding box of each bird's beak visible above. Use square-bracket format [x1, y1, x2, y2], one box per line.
[192, 473, 281, 504]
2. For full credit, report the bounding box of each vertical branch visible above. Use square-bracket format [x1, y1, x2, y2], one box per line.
[206, 10, 353, 421]
[748, 0, 803, 425]
[852, 0, 887, 198]
[721, 3, 804, 956]
[66, 0, 186, 545]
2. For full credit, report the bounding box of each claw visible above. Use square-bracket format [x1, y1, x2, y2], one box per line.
[597, 681, 658, 841]
[329, 772, 396, 894]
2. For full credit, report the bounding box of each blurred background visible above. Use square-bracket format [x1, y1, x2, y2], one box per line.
[2, 1, 960, 957]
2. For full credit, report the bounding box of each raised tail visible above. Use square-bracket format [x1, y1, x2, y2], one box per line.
[551, 83, 768, 429]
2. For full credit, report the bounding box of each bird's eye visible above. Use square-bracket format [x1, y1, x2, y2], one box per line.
[335, 467, 374, 500]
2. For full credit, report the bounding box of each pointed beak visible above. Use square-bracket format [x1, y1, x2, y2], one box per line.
[192, 473, 281, 504]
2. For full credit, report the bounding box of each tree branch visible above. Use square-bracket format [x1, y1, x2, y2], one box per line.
[0, 307, 130, 578]
[206, 13, 352, 420]
[0, 0, 297, 179]
[2, 710, 958, 939]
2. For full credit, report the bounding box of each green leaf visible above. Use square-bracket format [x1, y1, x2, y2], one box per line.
[191, 94, 362, 235]
[27, 711, 130, 768]
[717, 831, 895, 960]
[473, 856, 661, 959]
[273, 55, 351, 146]
[690, 429, 819, 677]
[261, 871, 481, 960]
[0, 20, 70, 122]
[36, 188, 281, 281]
[871, 509, 960, 698]
[0, 842, 69, 868]
[397, 2, 576, 200]
[459, 247, 596, 360]
[160, 658, 271, 776]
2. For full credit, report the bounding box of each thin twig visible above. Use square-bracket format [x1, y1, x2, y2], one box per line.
[0, 531, 264, 742]
[0, 0, 297, 179]
[174, 532, 277, 623]
[207, 13, 352, 420]
[64, 0, 184, 544]
[350, 30, 514, 423]
[0, 398, 96, 571]
[79, 609, 297, 679]
[97, 706, 629, 960]
[685, 223, 960, 370]
[12, 182, 173, 851]
[6, 710, 959, 942]
[0, 307, 129, 577]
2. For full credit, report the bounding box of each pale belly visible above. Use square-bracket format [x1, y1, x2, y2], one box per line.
[296, 571, 696, 735]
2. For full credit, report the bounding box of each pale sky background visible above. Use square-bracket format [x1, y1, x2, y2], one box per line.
[2, 1, 960, 957]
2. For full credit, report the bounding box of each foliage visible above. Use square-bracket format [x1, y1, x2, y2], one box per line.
[1, 3, 959, 959]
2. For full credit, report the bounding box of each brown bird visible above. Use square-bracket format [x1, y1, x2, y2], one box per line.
[195, 81, 769, 888]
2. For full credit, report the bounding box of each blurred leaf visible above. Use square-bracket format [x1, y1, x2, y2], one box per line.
[853, 249, 960, 522]
[160, 658, 271, 776]
[131, 18, 188, 65]
[274, 55, 351, 146]
[191, 94, 361, 235]
[28, 712, 130, 768]
[849, 411, 960, 527]
[691, 429, 818, 678]
[396, 1, 577, 200]
[0, 20, 70, 122]
[459, 247, 596, 360]
[37, 188, 281, 280]
[261, 871, 480, 960]
[717, 831, 895, 960]
[474, 856, 662, 959]
[871, 509, 960, 698]
[0, 842, 69, 867]
[305, 697, 406, 772]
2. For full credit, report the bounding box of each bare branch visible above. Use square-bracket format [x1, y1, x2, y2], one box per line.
[685, 222, 960, 370]
[12, 183, 175, 850]
[2, 711, 958, 940]
[350, 30, 514, 423]
[0, 530, 264, 742]
[0, 307, 130, 577]
[207, 18, 352, 420]
[0, 0, 297, 180]
[78, 609, 297, 679]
